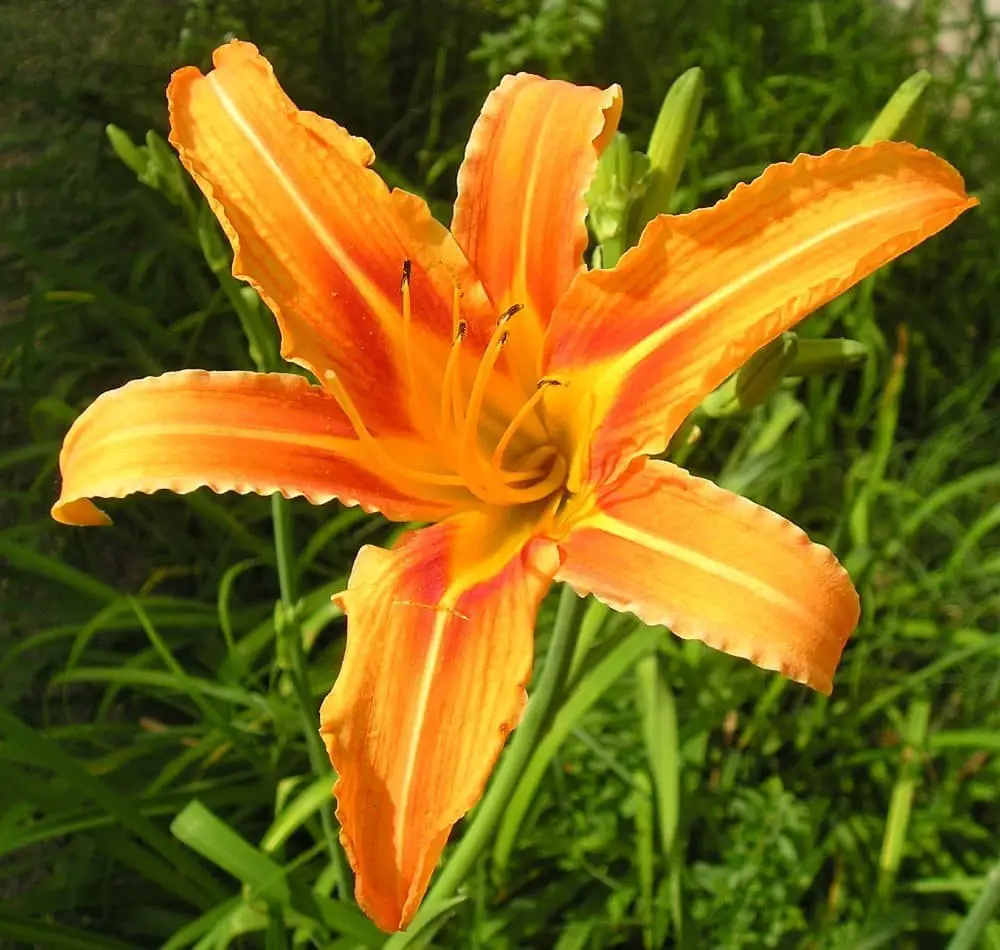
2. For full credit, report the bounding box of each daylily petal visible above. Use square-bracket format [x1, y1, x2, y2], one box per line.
[543, 142, 977, 489]
[168, 40, 495, 437]
[320, 509, 560, 931]
[452, 73, 621, 385]
[556, 459, 859, 694]
[52, 370, 465, 526]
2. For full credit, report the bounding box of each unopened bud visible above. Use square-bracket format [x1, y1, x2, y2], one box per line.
[106, 124, 148, 177]
[861, 70, 932, 145]
[632, 67, 704, 237]
[141, 131, 190, 209]
[786, 338, 869, 377]
[702, 334, 798, 418]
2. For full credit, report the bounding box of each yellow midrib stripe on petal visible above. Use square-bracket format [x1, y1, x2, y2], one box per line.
[70, 422, 367, 460]
[68, 421, 469, 505]
[388, 512, 543, 882]
[589, 511, 822, 634]
[596, 194, 932, 394]
[209, 76, 402, 337]
[513, 100, 546, 306]
[393, 602, 452, 867]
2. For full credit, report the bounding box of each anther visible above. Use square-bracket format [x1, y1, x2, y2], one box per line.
[458, 314, 513, 494]
[440, 318, 467, 434]
[399, 258, 416, 397]
[498, 303, 523, 325]
[490, 377, 563, 470]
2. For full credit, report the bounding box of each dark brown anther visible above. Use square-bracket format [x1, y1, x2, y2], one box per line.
[498, 303, 523, 325]
[400, 258, 412, 291]
[536, 377, 566, 390]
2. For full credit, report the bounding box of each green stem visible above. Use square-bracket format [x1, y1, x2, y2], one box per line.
[270, 493, 350, 899]
[410, 584, 580, 925]
[272, 493, 298, 605]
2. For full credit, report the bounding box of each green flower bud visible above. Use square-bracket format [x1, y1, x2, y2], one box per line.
[632, 67, 704, 237]
[786, 338, 869, 376]
[105, 124, 148, 177]
[861, 70, 932, 145]
[141, 130, 192, 210]
[702, 333, 798, 418]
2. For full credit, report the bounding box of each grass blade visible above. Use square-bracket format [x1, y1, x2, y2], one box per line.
[945, 859, 1000, 950]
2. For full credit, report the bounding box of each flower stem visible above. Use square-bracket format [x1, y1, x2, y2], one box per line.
[270, 493, 350, 899]
[420, 583, 580, 915]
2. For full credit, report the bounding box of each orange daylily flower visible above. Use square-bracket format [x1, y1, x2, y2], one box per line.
[52, 40, 974, 931]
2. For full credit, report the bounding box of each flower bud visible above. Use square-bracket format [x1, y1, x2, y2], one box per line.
[632, 67, 704, 236]
[105, 124, 148, 177]
[702, 333, 798, 417]
[786, 338, 869, 377]
[141, 131, 190, 208]
[861, 70, 932, 145]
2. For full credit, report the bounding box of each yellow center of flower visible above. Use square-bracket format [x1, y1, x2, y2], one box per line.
[323, 261, 568, 510]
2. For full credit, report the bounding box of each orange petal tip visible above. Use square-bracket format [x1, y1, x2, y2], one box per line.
[51, 498, 113, 527]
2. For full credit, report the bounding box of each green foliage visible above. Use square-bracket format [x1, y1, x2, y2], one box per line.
[689, 779, 822, 948]
[2, 0, 999, 948]
[471, 0, 608, 82]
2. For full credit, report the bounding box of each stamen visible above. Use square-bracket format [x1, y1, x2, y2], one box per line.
[511, 444, 559, 474]
[488, 452, 569, 504]
[458, 324, 509, 490]
[491, 378, 565, 469]
[498, 303, 523, 324]
[451, 284, 463, 339]
[453, 306, 566, 504]
[400, 259, 414, 394]
[440, 319, 467, 436]
[322, 371, 465, 490]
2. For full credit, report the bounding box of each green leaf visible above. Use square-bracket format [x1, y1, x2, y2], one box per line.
[172, 799, 292, 903]
[0, 538, 120, 603]
[492, 624, 662, 878]
[0, 707, 225, 909]
[635, 651, 680, 858]
[0, 914, 135, 950]
[382, 897, 467, 950]
[261, 775, 334, 854]
[586, 132, 648, 268]
[946, 859, 1000, 950]
[171, 801, 384, 946]
[876, 697, 930, 904]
